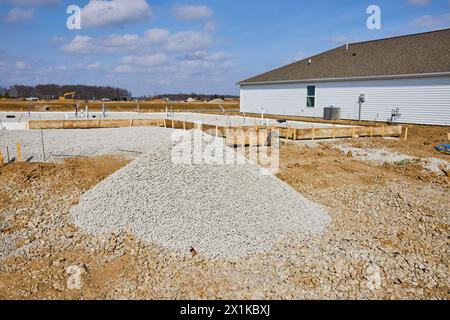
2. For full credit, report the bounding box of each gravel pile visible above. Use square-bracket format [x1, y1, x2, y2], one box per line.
[335, 145, 414, 164]
[70, 131, 330, 259]
[0, 127, 173, 162]
[335, 144, 449, 175]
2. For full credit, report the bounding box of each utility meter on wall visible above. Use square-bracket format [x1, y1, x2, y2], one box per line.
[359, 94, 366, 104]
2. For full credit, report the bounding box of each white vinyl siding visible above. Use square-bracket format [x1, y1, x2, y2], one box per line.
[240, 76, 450, 126]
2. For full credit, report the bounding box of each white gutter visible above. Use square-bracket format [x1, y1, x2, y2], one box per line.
[237, 71, 450, 86]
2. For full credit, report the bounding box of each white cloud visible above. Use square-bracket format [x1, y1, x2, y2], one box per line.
[62, 29, 213, 54]
[181, 50, 208, 61]
[104, 34, 140, 47]
[174, 5, 213, 21]
[15, 61, 27, 69]
[57, 15, 236, 85]
[45, 65, 68, 73]
[407, 0, 431, 5]
[207, 51, 232, 61]
[80, 0, 152, 28]
[113, 49, 234, 76]
[122, 53, 168, 67]
[5, 8, 34, 22]
[114, 64, 132, 73]
[86, 62, 101, 70]
[62, 35, 97, 54]
[144, 28, 170, 43]
[166, 30, 212, 52]
[411, 13, 450, 27]
[181, 50, 231, 62]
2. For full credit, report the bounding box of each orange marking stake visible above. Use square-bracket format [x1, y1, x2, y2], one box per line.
[16, 141, 21, 162]
[0, 151, 3, 166]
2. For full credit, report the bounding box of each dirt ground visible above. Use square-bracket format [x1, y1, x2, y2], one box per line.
[0, 126, 449, 300]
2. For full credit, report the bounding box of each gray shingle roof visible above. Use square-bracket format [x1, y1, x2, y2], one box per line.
[238, 28, 450, 85]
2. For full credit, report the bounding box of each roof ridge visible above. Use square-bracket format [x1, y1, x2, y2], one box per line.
[348, 27, 450, 46]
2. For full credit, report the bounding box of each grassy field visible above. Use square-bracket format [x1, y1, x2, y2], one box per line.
[0, 99, 239, 113]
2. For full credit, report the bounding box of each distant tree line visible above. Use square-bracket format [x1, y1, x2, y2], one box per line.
[0, 84, 132, 100]
[151, 93, 239, 101]
[0, 86, 10, 98]
[0, 85, 239, 102]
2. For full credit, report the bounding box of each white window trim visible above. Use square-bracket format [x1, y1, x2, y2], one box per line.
[306, 85, 316, 108]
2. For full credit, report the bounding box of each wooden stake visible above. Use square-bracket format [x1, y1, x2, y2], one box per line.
[0, 151, 3, 166]
[312, 126, 315, 141]
[447, 132, 450, 141]
[352, 126, 356, 139]
[332, 125, 336, 140]
[16, 141, 21, 162]
[381, 126, 385, 138]
[164, 119, 167, 128]
[370, 127, 373, 138]
[183, 121, 186, 130]
[172, 119, 174, 128]
[216, 125, 219, 137]
[404, 127, 409, 141]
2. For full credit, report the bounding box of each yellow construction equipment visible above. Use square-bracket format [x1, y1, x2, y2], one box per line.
[59, 92, 75, 101]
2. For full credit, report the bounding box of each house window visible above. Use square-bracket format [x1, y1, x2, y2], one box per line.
[306, 85, 315, 107]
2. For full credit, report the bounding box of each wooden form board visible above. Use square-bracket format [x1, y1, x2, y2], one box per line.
[27, 119, 402, 144]
[28, 119, 162, 129]
[277, 125, 402, 140]
[225, 128, 272, 146]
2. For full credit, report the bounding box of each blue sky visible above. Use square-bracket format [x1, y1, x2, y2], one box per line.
[0, 0, 449, 96]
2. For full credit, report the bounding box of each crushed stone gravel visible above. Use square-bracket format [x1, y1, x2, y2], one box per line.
[0, 127, 173, 162]
[70, 130, 330, 259]
[334, 144, 449, 175]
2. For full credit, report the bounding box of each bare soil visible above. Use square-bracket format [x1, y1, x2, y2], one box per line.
[0, 126, 449, 300]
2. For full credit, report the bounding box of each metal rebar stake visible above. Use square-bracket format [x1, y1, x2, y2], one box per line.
[40, 129, 46, 162]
